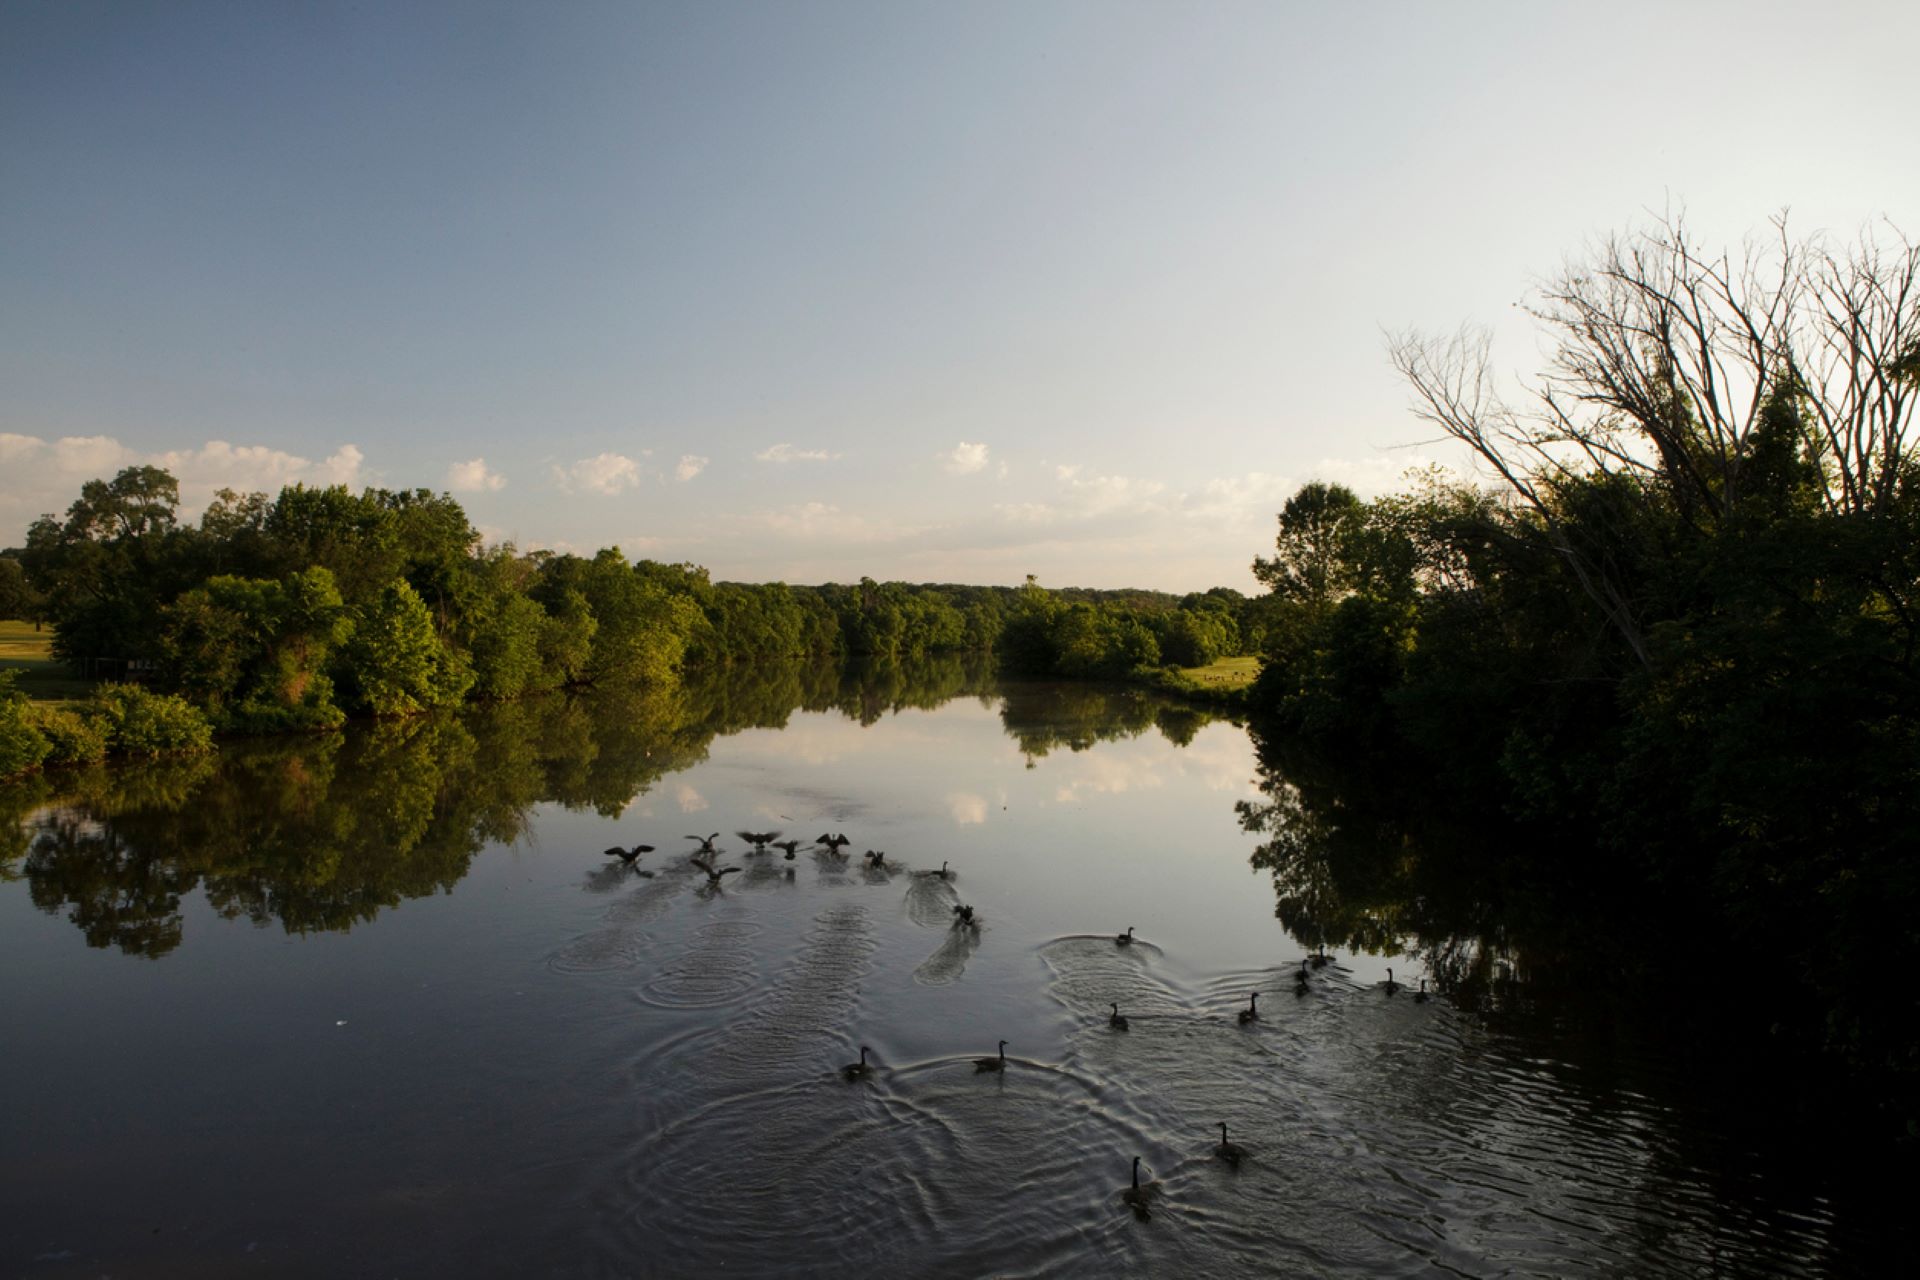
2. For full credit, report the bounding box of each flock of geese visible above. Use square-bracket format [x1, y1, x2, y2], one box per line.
[603, 829, 1429, 1223]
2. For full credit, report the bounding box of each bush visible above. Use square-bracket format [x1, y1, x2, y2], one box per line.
[88, 683, 215, 757]
[29, 704, 109, 764]
[0, 674, 52, 779]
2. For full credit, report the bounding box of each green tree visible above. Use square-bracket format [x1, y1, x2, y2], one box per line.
[341, 579, 474, 715]
[161, 567, 351, 730]
[0, 556, 46, 623]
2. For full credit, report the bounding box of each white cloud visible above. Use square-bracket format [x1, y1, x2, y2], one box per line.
[759, 502, 901, 544]
[994, 501, 1057, 526]
[755, 442, 836, 463]
[0, 433, 370, 534]
[939, 441, 990, 476]
[1059, 470, 1166, 516]
[946, 792, 988, 825]
[446, 457, 507, 493]
[0, 433, 46, 465]
[1179, 471, 1297, 522]
[1052, 750, 1169, 803]
[675, 783, 709, 813]
[554, 452, 643, 495]
[675, 454, 709, 482]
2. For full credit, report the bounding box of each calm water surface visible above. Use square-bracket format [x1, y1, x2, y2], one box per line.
[0, 664, 1889, 1276]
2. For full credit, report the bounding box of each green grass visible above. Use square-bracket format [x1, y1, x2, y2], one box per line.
[1134, 653, 1260, 709]
[1172, 654, 1260, 691]
[0, 621, 97, 706]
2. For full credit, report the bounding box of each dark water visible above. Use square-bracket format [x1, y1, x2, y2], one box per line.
[0, 660, 1892, 1276]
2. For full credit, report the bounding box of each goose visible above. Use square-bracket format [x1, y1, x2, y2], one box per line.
[864, 850, 888, 868]
[815, 833, 852, 855]
[973, 1040, 1008, 1073]
[689, 857, 741, 887]
[951, 903, 977, 927]
[1122, 1157, 1152, 1219]
[1214, 1122, 1246, 1166]
[1310, 944, 1331, 969]
[771, 839, 801, 860]
[737, 830, 779, 853]
[1414, 978, 1430, 1004]
[916, 861, 952, 880]
[1108, 1003, 1130, 1031]
[1294, 967, 1310, 998]
[1237, 991, 1260, 1024]
[603, 844, 653, 865]
[1115, 926, 1135, 947]
[841, 1046, 873, 1081]
[1384, 967, 1400, 995]
[686, 833, 722, 855]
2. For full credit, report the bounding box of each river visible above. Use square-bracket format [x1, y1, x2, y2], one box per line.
[0, 659, 1892, 1276]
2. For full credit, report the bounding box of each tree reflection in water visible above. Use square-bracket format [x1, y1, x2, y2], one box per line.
[996, 680, 1226, 764]
[1237, 724, 1654, 1020]
[2, 653, 1155, 958]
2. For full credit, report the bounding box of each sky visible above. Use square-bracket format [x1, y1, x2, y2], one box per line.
[3, 1, 1916, 591]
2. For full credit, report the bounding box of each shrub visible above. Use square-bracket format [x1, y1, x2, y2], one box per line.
[29, 704, 109, 764]
[0, 674, 52, 779]
[88, 683, 215, 757]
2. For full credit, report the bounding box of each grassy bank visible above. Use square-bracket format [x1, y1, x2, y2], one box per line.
[1139, 655, 1258, 709]
[0, 621, 94, 707]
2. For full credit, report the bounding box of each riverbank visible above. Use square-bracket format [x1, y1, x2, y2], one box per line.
[1134, 655, 1258, 710]
[0, 620, 93, 706]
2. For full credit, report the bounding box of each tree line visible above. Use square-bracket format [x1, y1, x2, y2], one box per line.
[0, 467, 1264, 780]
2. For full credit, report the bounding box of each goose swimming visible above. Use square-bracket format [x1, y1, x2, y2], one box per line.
[973, 1040, 1008, 1073]
[1122, 1157, 1152, 1219]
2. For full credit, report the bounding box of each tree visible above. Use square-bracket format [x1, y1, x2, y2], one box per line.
[60, 466, 180, 541]
[161, 567, 351, 730]
[22, 466, 193, 667]
[0, 557, 45, 624]
[1252, 482, 1367, 614]
[1390, 213, 1920, 666]
[341, 579, 474, 716]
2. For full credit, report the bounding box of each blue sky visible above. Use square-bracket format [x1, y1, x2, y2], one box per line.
[4, 1, 1915, 589]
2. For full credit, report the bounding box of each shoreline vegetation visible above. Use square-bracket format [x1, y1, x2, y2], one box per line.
[1236, 217, 1920, 1140]
[0, 467, 1266, 783]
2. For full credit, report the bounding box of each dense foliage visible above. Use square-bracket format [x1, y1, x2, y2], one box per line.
[996, 576, 1260, 678]
[1, 673, 215, 777]
[1247, 218, 1920, 1131]
[5, 470, 1267, 778]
